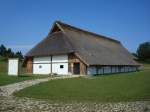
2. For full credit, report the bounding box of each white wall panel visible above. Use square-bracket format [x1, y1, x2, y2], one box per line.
[52, 63, 68, 75]
[111, 67, 116, 73]
[52, 55, 68, 74]
[33, 63, 51, 74]
[116, 67, 119, 73]
[121, 67, 124, 72]
[8, 59, 19, 76]
[34, 56, 51, 63]
[98, 67, 103, 74]
[33, 57, 51, 74]
[125, 66, 129, 72]
[87, 67, 96, 75]
[104, 66, 111, 74]
[128, 67, 132, 72]
[52, 55, 68, 62]
[33, 55, 69, 75]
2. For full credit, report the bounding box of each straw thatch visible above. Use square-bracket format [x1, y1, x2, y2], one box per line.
[26, 21, 139, 66]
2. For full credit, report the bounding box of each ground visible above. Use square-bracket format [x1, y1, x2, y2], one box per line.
[0, 60, 49, 86]
[0, 61, 150, 112]
[0, 73, 50, 86]
[0, 96, 150, 112]
[15, 69, 150, 102]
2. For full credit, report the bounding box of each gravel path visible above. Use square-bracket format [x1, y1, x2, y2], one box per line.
[0, 75, 80, 96]
[0, 96, 150, 112]
[0, 75, 150, 112]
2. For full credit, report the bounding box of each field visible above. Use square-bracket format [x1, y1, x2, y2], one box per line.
[0, 60, 49, 86]
[1, 58, 150, 102]
[0, 60, 7, 73]
[14, 65, 150, 102]
[0, 73, 50, 86]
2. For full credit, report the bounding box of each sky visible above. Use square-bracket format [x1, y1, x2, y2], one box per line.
[0, 0, 150, 54]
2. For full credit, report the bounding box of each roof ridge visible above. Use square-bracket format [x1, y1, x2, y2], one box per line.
[56, 21, 120, 43]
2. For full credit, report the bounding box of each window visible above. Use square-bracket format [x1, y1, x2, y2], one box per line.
[60, 65, 64, 69]
[39, 65, 42, 69]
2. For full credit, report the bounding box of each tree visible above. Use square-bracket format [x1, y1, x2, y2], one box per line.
[137, 42, 150, 61]
[0, 44, 7, 56]
[5, 48, 14, 58]
[0, 44, 24, 60]
[132, 53, 138, 58]
[15, 51, 24, 60]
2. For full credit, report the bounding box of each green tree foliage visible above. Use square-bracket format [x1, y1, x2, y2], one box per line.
[0, 44, 24, 60]
[132, 53, 138, 58]
[137, 42, 150, 61]
[14, 51, 24, 60]
[5, 48, 14, 57]
[0, 44, 7, 56]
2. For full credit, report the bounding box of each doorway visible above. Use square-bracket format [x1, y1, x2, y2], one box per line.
[73, 63, 80, 74]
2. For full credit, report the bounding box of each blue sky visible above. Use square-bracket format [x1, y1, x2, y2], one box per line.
[0, 0, 150, 54]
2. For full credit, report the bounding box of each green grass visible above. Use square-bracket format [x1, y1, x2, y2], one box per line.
[1, 57, 149, 102]
[0, 59, 49, 86]
[15, 69, 150, 102]
[0, 61, 7, 73]
[0, 73, 50, 86]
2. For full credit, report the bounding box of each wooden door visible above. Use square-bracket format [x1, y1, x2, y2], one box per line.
[73, 63, 80, 74]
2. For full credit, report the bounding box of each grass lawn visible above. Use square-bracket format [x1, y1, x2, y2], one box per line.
[0, 73, 50, 86]
[0, 61, 7, 73]
[15, 68, 150, 102]
[0, 59, 49, 86]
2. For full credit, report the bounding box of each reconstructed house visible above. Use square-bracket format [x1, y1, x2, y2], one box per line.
[24, 21, 139, 75]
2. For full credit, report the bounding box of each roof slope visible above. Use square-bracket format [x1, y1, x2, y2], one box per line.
[26, 21, 139, 66]
[26, 31, 74, 56]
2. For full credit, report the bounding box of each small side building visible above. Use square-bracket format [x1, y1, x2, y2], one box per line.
[24, 21, 140, 75]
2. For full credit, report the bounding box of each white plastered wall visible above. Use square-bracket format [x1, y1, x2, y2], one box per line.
[33, 57, 51, 74]
[52, 55, 68, 75]
[8, 58, 19, 76]
[33, 55, 68, 75]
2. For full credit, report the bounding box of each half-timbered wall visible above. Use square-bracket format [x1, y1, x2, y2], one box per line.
[26, 55, 68, 75]
[26, 55, 137, 75]
[87, 66, 138, 75]
[26, 57, 33, 73]
[68, 53, 87, 75]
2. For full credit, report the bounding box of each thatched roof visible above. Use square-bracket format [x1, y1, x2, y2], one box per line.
[26, 21, 139, 66]
[26, 31, 74, 56]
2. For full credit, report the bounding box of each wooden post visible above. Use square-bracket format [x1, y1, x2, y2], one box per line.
[51, 55, 52, 74]
[103, 66, 104, 74]
[111, 66, 112, 73]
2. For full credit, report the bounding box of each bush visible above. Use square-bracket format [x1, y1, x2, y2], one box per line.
[137, 42, 150, 61]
